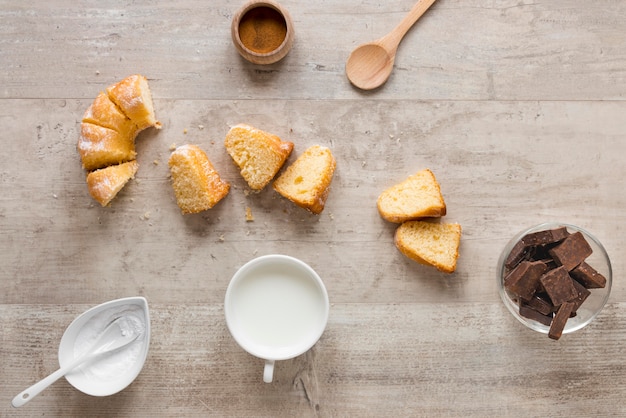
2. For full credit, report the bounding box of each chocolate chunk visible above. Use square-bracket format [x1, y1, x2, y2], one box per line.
[569, 279, 591, 317]
[529, 245, 559, 264]
[504, 239, 530, 270]
[549, 301, 575, 340]
[525, 293, 555, 316]
[548, 231, 593, 271]
[519, 303, 554, 326]
[570, 261, 606, 289]
[504, 260, 548, 301]
[523, 227, 569, 247]
[504, 227, 569, 270]
[539, 266, 579, 306]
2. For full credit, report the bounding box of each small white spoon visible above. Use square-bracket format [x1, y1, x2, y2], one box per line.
[12, 316, 139, 408]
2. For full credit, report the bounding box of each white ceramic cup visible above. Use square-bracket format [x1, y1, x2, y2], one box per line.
[224, 254, 329, 383]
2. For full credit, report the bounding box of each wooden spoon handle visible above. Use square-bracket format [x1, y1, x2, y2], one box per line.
[381, 0, 437, 51]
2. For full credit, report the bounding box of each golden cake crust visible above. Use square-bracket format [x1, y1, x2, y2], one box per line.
[106, 74, 161, 131]
[86, 160, 139, 206]
[77, 122, 137, 171]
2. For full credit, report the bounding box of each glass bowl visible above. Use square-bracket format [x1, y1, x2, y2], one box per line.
[497, 222, 612, 336]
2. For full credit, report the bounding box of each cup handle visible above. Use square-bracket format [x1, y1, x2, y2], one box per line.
[263, 360, 275, 383]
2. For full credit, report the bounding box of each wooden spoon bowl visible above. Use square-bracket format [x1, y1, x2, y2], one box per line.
[346, 0, 437, 90]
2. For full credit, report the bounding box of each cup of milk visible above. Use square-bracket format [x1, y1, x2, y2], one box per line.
[224, 254, 329, 383]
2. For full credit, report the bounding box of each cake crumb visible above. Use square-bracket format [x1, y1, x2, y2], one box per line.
[169, 143, 177, 151]
[218, 234, 225, 242]
[153, 160, 159, 165]
[140, 211, 151, 220]
[245, 206, 254, 222]
[198, 124, 204, 130]
[183, 128, 188, 134]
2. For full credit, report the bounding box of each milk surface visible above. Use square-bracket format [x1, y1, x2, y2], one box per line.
[231, 264, 326, 348]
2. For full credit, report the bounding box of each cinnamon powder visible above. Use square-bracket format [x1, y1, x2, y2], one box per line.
[238, 6, 287, 54]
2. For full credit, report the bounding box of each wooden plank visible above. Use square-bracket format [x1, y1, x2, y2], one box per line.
[0, 1, 625, 100]
[0, 98, 624, 305]
[2, 303, 625, 416]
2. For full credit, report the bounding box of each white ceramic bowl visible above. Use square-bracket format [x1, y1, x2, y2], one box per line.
[58, 297, 151, 396]
[497, 223, 612, 335]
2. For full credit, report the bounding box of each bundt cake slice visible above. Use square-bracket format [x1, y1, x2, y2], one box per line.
[377, 169, 446, 223]
[394, 221, 462, 273]
[273, 145, 336, 214]
[77, 122, 137, 171]
[107, 74, 161, 131]
[224, 124, 293, 190]
[168, 144, 230, 214]
[86, 160, 139, 206]
[82, 91, 139, 139]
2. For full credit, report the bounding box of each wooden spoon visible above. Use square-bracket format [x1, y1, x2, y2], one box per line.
[346, 0, 437, 90]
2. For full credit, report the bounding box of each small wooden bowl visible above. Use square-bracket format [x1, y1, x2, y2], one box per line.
[231, 0, 294, 65]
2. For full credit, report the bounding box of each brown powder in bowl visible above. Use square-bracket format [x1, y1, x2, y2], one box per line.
[238, 6, 287, 54]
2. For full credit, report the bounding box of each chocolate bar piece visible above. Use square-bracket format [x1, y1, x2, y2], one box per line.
[519, 303, 553, 326]
[570, 261, 606, 289]
[569, 279, 591, 317]
[504, 260, 548, 301]
[525, 293, 554, 316]
[523, 227, 569, 247]
[540, 266, 578, 306]
[548, 231, 593, 271]
[549, 301, 575, 340]
[504, 239, 529, 270]
[504, 227, 569, 270]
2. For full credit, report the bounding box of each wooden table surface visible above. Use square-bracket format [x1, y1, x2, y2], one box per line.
[1, 0, 625, 416]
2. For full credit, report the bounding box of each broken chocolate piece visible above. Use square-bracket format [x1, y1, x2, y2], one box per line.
[523, 227, 569, 247]
[548, 231, 593, 271]
[571, 261, 607, 289]
[504, 227, 569, 270]
[504, 239, 529, 270]
[525, 293, 555, 316]
[539, 266, 578, 306]
[519, 303, 554, 326]
[504, 260, 548, 301]
[569, 279, 591, 317]
[549, 301, 575, 340]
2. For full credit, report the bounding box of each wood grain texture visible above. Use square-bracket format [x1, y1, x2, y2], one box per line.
[2, 303, 625, 417]
[1, 0, 625, 100]
[1, 0, 625, 416]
